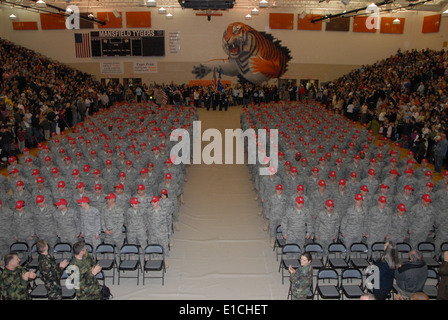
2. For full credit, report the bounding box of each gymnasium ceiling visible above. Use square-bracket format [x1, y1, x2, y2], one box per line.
[1, 0, 447, 16]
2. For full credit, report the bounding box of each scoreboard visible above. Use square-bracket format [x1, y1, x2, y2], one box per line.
[91, 30, 165, 57]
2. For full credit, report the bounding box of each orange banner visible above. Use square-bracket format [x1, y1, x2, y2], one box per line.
[380, 17, 405, 34]
[40, 13, 66, 30]
[297, 14, 322, 31]
[126, 11, 151, 28]
[12, 21, 38, 30]
[353, 16, 377, 33]
[422, 14, 441, 33]
[98, 12, 123, 29]
[269, 13, 294, 30]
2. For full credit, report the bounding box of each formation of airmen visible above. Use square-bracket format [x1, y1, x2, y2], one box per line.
[0, 101, 198, 269]
[242, 101, 448, 256]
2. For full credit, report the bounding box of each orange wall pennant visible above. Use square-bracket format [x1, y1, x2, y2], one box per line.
[353, 16, 377, 33]
[40, 13, 66, 29]
[12, 21, 39, 30]
[422, 14, 441, 33]
[297, 14, 322, 31]
[98, 12, 123, 29]
[269, 13, 294, 30]
[126, 11, 151, 28]
[380, 17, 405, 34]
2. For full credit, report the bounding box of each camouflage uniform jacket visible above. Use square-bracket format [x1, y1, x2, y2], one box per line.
[289, 264, 313, 300]
[38, 254, 63, 300]
[69, 253, 102, 300]
[0, 266, 32, 300]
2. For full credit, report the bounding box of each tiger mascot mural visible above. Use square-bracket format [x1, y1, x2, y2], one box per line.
[192, 22, 292, 84]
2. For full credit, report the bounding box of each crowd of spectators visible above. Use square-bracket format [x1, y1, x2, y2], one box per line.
[2, 36, 447, 171]
[318, 48, 448, 172]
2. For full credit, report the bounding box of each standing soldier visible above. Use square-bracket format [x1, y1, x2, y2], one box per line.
[53, 198, 81, 245]
[33, 195, 58, 249]
[100, 193, 125, 248]
[340, 193, 367, 249]
[281, 196, 314, 250]
[160, 189, 179, 233]
[408, 194, 435, 249]
[146, 196, 170, 267]
[345, 172, 361, 198]
[0, 253, 36, 300]
[36, 240, 69, 300]
[12, 200, 35, 247]
[89, 184, 105, 210]
[332, 179, 352, 220]
[259, 168, 282, 215]
[126, 197, 148, 247]
[393, 185, 417, 216]
[77, 196, 102, 249]
[266, 184, 289, 248]
[11, 181, 33, 209]
[314, 199, 340, 253]
[310, 180, 332, 218]
[133, 184, 152, 212]
[364, 196, 392, 248]
[158, 173, 181, 206]
[32, 176, 54, 205]
[389, 203, 411, 244]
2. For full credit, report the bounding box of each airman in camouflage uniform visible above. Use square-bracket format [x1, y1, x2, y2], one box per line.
[388, 203, 411, 244]
[364, 196, 392, 248]
[36, 240, 69, 300]
[288, 253, 313, 300]
[12, 200, 35, 247]
[314, 199, 340, 253]
[266, 184, 289, 248]
[68, 241, 102, 300]
[281, 196, 314, 250]
[126, 198, 148, 246]
[100, 193, 125, 247]
[33, 195, 58, 249]
[53, 198, 81, 245]
[0, 200, 14, 259]
[146, 196, 170, 265]
[340, 193, 368, 249]
[0, 253, 36, 300]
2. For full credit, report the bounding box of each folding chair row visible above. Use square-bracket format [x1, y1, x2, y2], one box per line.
[314, 268, 366, 300]
[277, 240, 443, 279]
[112, 243, 166, 286]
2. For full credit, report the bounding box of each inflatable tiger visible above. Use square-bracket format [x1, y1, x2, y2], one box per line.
[192, 22, 292, 84]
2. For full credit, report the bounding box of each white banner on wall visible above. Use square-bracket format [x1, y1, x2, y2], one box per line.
[133, 61, 158, 73]
[100, 62, 124, 74]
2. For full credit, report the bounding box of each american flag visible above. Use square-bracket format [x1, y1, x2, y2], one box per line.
[74, 33, 91, 58]
[217, 68, 223, 93]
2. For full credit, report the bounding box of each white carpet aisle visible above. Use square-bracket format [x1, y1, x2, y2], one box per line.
[109, 106, 287, 300]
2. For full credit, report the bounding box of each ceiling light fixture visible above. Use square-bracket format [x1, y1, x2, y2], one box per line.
[393, 18, 400, 24]
[259, 0, 268, 8]
[36, 0, 46, 7]
[159, 6, 166, 13]
[251, 8, 259, 15]
[146, 0, 157, 6]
